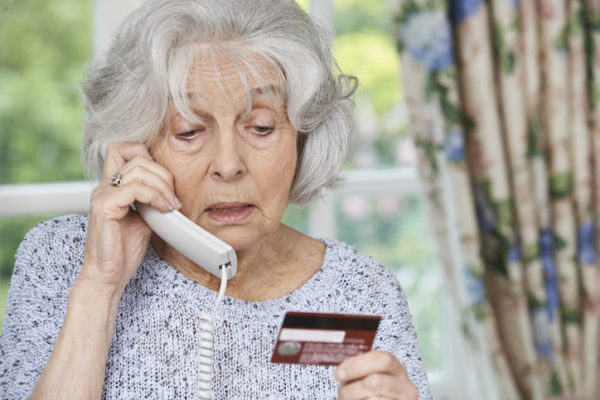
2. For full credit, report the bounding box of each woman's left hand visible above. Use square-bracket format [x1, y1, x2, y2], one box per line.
[334, 350, 418, 400]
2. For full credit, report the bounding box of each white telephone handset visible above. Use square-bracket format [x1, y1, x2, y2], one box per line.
[134, 201, 235, 400]
[135, 202, 237, 278]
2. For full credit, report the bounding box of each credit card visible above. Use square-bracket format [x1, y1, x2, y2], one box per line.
[270, 311, 381, 366]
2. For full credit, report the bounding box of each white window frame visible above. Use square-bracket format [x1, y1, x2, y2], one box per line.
[0, 0, 463, 397]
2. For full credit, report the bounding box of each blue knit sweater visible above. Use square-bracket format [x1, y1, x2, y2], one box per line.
[0, 215, 431, 399]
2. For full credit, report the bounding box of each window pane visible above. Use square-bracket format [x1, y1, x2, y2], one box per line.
[336, 194, 442, 370]
[296, 0, 310, 12]
[332, 0, 415, 169]
[282, 204, 309, 234]
[0, 0, 92, 184]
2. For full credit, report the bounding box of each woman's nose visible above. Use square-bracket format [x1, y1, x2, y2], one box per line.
[208, 128, 246, 182]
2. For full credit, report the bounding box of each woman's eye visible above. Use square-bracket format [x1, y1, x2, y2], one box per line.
[175, 129, 202, 140]
[251, 126, 274, 136]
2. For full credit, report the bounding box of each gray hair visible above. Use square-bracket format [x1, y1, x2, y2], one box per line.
[81, 0, 357, 204]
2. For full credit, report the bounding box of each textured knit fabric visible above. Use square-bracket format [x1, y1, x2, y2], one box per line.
[0, 215, 431, 399]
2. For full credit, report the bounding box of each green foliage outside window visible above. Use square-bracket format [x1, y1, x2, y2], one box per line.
[0, 0, 91, 183]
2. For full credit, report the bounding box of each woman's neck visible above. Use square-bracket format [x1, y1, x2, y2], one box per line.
[150, 224, 325, 301]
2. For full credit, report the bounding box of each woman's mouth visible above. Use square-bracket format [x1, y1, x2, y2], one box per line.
[205, 202, 255, 224]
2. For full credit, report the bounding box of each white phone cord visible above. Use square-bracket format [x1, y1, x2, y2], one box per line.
[197, 265, 229, 400]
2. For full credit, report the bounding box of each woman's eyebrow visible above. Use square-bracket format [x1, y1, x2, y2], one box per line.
[186, 92, 209, 106]
[184, 85, 283, 101]
[249, 84, 284, 99]
[180, 84, 286, 113]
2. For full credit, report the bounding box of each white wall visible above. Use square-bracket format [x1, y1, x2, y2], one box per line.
[93, 0, 145, 53]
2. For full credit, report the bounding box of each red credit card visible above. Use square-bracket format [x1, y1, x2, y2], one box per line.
[270, 311, 381, 366]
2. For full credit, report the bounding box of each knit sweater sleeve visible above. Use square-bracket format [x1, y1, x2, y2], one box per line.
[0, 216, 84, 399]
[325, 241, 432, 399]
[370, 267, 432, 400]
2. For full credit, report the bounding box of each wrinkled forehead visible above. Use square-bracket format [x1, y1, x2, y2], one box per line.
[188, 51, 283, 95]
[169, 45, 287, 118]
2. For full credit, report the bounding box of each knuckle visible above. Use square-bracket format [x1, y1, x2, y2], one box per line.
[131, 155, 148, 165]
[127, 159, 155, 178]
[90, 186, 107, 207]
[106, 142, 118, 153]
[90, 185, 103, 198]
[132, 141, 147, 150]
[125, 162, 143, 176]
[127, 181, 144, 193]
[133, 182, 157, 199]
[132, 144, 152, 158]
[365, 373, 383, 390]
[380, 352, 396, 370]
[89, 195, 108, 216]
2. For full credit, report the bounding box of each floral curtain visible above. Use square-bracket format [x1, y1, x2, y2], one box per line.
[392, 0, 600, 398]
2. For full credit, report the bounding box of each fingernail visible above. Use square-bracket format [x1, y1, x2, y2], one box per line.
[171, 196, 182, 209]
[165, 199, 176, 211]
[334, 368, 346, 382]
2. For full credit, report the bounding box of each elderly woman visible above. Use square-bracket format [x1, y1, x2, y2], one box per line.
[0, 0, 431, 399]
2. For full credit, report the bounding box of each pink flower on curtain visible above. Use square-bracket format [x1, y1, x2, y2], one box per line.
[538, 1, 557, 20]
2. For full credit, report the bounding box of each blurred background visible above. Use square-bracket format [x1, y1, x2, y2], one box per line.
[0, 0, 446, 396]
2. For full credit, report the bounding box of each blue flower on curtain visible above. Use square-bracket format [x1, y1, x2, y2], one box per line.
[540, 230, 560, 322]
[474, 189, 496, 232]
[508, 241, 520, 263]
[507, 0, 520, 12]
[401, 10, 453, 72]
[531, 308, 554, 360]
[444, 129, 465, 161]
[577, 219, 596, 265]
[464, 266, 486, 306]
[449, 0, 485, 24]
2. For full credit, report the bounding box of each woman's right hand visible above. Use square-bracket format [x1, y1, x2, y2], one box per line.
[29, 142, 181, 400]
[79, 142, 180, 295]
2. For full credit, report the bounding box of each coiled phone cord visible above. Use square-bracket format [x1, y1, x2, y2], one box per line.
[197, 265, 229, 400]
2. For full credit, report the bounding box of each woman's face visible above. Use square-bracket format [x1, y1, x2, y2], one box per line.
[151, 55, 298, 252]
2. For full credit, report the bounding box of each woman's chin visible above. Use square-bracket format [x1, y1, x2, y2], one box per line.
[215, 230, 258, 252]
[215, 227, 278, 254]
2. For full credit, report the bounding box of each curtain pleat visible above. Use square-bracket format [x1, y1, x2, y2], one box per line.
[523, 0, 570, 397]
[452, 0, 544, 396]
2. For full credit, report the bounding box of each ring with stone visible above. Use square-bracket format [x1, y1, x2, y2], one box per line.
[109, 172, 123, 187]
